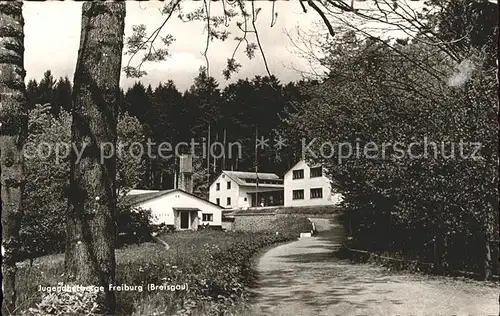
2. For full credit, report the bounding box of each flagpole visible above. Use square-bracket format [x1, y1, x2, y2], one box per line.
[174, 155, 177, 189]
[255, 124, 259, 207]
[213, 132, 218, 172]
[222, 129, 226, 170]
[207, 124, 211, 192]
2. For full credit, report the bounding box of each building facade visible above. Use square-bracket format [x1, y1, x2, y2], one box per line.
[125, 154, 222, 231]
[209, 171, 284, 209]
[126, 189, 223, 230]
[284, 159, 343, 207]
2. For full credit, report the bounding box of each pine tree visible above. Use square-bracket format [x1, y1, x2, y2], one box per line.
[53, 76, 72, 114]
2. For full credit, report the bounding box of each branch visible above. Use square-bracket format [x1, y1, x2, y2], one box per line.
[270, 0, 278, 27]
[221, 0, 230, 27]
[125, 0, 182, 76]
[202, 0, 211, 75]
[307, 0, 335, 37]
[329, 14, 449, 82]
[299, 0, 307, 13]
[251, 1, 271, 77]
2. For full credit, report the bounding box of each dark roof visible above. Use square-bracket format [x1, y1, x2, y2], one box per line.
[122, 189, 223, 209]
[218, 170, 283, 187]
[224, 171, 280, 180]
[123, 189, 176, 205]
[173, 207, 201, 211]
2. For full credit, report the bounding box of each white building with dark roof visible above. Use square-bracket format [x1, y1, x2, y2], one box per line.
[123, 154, 223, 231]
[209, 170, 284, 209]
[124, 189, 223, 231]
[284, 159, 343, 207]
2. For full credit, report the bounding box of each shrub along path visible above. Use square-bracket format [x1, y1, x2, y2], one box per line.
[248, 218, 498, 316]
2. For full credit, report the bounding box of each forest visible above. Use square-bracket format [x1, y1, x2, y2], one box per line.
[24, 69, 313, 195]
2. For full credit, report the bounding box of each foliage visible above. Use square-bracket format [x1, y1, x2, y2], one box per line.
[116, 111, 146, 192]
[20, 104, 71, 261]
[16, 215, 312, 315]
[21, 287, 99, 316]
[115, 198, 155, 247]
[124, 1, 267, 79]
[283, 1, 498, 276]
[26, 71, 72, 115]
[20, 105, 146, 261]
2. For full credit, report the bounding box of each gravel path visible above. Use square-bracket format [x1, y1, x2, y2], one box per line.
[249, 218, 499, 316]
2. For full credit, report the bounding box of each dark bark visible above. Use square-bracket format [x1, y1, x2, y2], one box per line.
[65, 2, 125, 314]
[0, 1, 26, 314]
[433, 232, 446, 274]
[143, 155, 150, 188]
[496, 3, 499, 314]
[481, 237, 492, 280]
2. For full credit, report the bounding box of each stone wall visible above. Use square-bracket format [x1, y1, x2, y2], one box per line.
[222, 221, 234, 231]
[233, 214, 287, 232]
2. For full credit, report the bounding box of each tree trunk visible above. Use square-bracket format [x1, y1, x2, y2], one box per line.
[151, 158, 157, 188]
[0, 1, 27, 314]
[65, 2, 125, 314]
[497, 3, 500, 312]
[143, 154, 150, 188]
[481, 235, 492, 280]
[433, 234, 446, 273]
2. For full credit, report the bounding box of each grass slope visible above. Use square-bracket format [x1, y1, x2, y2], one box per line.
[15, 215, 311, 316]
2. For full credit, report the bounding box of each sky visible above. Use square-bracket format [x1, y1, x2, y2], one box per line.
[23, 1, 323, 92]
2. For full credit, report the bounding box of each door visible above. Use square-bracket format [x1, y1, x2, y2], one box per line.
[180, 211, 190, 229]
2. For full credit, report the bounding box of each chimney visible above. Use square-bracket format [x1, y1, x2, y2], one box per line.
[178, 154, 193, 193]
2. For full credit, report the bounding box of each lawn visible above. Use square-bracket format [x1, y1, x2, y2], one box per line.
[15, 215, 312, 315]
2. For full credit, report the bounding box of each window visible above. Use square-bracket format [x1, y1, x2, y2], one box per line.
[216, 198, 220, 205]
[310, 166, 322, 178]
[227, 197, 231, 206]
[244, 197, 247, 201]
[216, 183, 220, 191]
[292, 189, 304, 200]
[202, 213, 213, 222]
[310, 188, 323, 199]
[227, 181, 231, 189]
[293, 169, 304, 179]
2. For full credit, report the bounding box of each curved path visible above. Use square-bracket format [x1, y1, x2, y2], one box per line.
[249, 218, 498, 316]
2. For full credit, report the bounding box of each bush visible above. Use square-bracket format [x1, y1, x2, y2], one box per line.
[21, 286, 98, 316]
[18, 199, 156, 262]
[115, 205, 155, 248]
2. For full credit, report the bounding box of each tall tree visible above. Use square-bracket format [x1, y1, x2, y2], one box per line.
[123, 81, 150, 123]
[0, 1, 27, 314]
[151, 80, 183, 189]
[37, 70, 56, 114]
[186, 67, 223, 137]
[25, 78, 38, 111]
[65, 2, 125, 313]
[53, 76, 73, 114]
